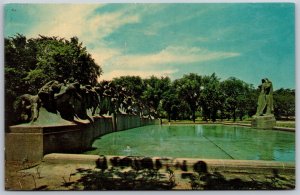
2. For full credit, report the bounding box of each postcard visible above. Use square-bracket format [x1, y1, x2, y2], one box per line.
[4, 2, 295, 190]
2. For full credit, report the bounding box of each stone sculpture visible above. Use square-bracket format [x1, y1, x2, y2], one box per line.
[255, 78, 274, 116]
[14, 94, 41, 123]
[38, 80, 63, 113]
[252, 78, 275, 129]
[14, 80, 100, 124]
[14, 79, 144, 124]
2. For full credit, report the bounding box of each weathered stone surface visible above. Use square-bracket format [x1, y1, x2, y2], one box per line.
[251, 115, 276, 129]
[5, 116, 159, 162]
[252, 78, 276, 129]
[5, 129, 44, 162]
[43, 154, 294, 174]
[43, 153, 100, 165]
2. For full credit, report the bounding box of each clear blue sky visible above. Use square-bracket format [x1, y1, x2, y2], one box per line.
[4, 3, 295, 89]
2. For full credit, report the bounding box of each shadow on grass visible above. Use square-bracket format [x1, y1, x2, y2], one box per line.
[61, 157, 294, 190]
[187, 161, 295, 190]
[67, 156, 176, 190]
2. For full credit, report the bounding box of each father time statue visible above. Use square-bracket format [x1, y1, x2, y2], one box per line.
[252, 78, 276, 129]
[255, 78, 274, 116]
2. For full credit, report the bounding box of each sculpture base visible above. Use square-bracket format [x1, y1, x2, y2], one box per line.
[251, 115, 276, 129]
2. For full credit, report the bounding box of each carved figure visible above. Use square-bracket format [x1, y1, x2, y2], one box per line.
[255, 78, 274, 116]
[14, 78, 147, 124]
[36, 80, 96, 122]
[14, 94, 41, 123]
[38, 80, 63, 113]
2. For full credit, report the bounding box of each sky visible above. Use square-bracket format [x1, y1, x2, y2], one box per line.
[4, 3, 295, 89]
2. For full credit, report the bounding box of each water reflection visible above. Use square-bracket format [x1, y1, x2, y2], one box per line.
[86, 125, 295, 162]
[124, 145, 132, 156]
[195, 125, 203, 136]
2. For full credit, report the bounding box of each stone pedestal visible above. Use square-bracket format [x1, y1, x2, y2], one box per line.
[251, 115, 276, 129]
[5, 117, 113, 162]
[5, 115, 159, 163]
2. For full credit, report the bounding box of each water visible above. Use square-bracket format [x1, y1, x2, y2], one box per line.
[85, 125, 295, 162]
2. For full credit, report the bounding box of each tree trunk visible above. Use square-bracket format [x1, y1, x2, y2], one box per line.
[233, 109, 236, 122]
[192, 111, 195, 123]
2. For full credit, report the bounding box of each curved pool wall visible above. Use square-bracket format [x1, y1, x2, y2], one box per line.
[5, 114, 160, 162]
[86, 125, 295, 162]
[43, 153, 295, 175]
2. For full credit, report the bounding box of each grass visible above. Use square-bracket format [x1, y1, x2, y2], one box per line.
[275, 121, 295, 128]
[161, 118, 295, 129]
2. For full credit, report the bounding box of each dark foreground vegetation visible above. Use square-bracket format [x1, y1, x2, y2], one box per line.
[5, 35, 295, 126]
[5, 158, 295, 190]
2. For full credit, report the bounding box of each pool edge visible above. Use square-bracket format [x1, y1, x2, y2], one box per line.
[42, 153, 295, 174]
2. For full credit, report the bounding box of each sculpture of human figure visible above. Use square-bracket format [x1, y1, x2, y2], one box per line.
[255, 78, 273, 116]
[255, 82, 266, 116]
[264, 78, 273, 115]
[38, 80, 62, 113]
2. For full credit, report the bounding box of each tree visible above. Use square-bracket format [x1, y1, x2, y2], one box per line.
[5, 34, 102, 126]
[5, 34, 39, 126]
[220, 77, 251, 121]
[32, 36, 102, 87]
[161, 84, 180, 122]
[112, 76, 146, 115]
[273, 88, 295, 119]
[142, 76, 171, 118]
[112, 76, 145, 102]
[200, 73, 223, 122]
[174, 73, 202, 122]
[243, 84, 257, 118]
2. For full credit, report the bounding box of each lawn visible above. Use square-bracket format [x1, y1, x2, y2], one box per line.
[161, 118, 295, 129]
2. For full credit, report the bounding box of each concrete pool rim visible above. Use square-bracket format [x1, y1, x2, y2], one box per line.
[161, 122, 295, 132]
[43, 153, 295, 174]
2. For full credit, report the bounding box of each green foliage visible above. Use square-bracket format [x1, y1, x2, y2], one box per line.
[33, 36, 102, 85]
[5, 34, 102, 126]
[5, 35, 102, 94]
[109, 74, 294, 122]
[188, 170, 294, 190]
[25, 69, 50, 93]
[200, 73, 223, 122]
[220, 77, 252, 121]
[273, 88, 295, 119]
[142, 76, 171, 118]
[5, 35, 295, 124]
[174, 73, 203, 122]
[161, 84, 180, 122]
[73, 167, 175, 190]
[112, 76, 145, 100]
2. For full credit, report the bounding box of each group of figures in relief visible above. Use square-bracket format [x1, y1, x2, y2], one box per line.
[14, 77, 274, 124]
[14, 79, 153, 124]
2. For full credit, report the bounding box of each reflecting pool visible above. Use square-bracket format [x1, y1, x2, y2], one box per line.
[85, 125, 295, 162]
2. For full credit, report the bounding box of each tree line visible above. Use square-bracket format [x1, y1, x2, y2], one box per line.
[5, 35, 295, 126]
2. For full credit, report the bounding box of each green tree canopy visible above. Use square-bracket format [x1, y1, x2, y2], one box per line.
[5, 34, 102, 126]
[273, 88, 295, 119]
[200, 73, 223, 122]
[174, 73, 203, 122]
[112, 76, 145, 101]
[142, 76, 171, 118]
[220, 77, 254, 121]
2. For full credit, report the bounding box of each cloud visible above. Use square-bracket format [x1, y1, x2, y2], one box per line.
[27, 4, 140, 45]
[100, 69, 178, 81]
[21, 4, 240, 83]
[109, 46, 240, 68]
[98, 45, 240, 81]
[90, 46, 122, 66]
[25, 4, 142, 69]
[84, 10, 140, 44]
[28, 5, 98, 38]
